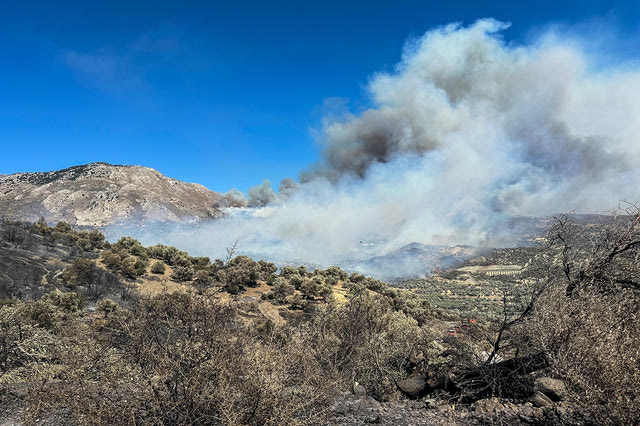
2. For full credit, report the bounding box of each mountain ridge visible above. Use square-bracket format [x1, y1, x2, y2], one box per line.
[0, 162, 223, 227]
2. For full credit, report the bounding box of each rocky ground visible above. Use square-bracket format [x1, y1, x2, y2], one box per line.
[329, 393, 587, 425]
[328, 375, 590, 425]
[0, 392, 588, 426]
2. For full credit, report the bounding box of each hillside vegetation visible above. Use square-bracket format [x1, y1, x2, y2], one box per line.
[0, 210, 638, 425]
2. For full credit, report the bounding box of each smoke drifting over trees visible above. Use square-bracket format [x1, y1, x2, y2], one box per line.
[118, 19, 640, 274]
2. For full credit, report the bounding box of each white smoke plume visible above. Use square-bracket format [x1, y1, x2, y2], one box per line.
[117, 19, 640, 278]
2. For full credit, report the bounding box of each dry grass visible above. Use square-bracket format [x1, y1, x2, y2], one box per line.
[331, 280, 349, 304]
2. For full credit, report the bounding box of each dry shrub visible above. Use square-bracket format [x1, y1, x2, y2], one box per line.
[522, 210, 640, 425]
[299, 293, 428, 400]
[526, 283, 640, 425]
[12, 291, 335, 425]
[0, 250, 433, 424]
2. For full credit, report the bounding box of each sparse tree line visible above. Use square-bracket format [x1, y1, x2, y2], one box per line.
[93, 234, 435, 322]
[1, 217, 106, 252]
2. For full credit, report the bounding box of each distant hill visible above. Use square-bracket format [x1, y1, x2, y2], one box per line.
[357, 242, 476, 280]
[0, 162, 223, 227]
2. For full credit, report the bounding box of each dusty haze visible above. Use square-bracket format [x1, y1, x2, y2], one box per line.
[113, 19, 640, 277]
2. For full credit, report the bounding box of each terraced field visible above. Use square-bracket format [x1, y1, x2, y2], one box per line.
[393, 246, 547, 318]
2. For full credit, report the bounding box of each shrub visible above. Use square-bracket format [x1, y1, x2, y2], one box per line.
[271, 278, 295, 303]
[300, 276, 332, 300]
[120, 257, 148, 279]
[129, 243, 148, 259]
[101, 249, 125, 272]
[257, 260, 277, 279]
[288, 274, 305, 290]
[42, 290, 85, 313]
[171, 266, 194, 282]
[285, 293, 307, 310]
[96, 299, 118, 318]
[147, 244, 166, 259]
[150, 260, 166, 274]
[220, 256, 262, 293]
[279, 266, 298, 278]
[171, 256, 194, 282]
[349, 272, 366, 283]
[526, 285, 640, 425]
[61, 258, 97, 288]
[520, 211, 640, 425]
[192, 270, 214, 289]
[54, 221, 72, 233]
[190, 256, 212, 271]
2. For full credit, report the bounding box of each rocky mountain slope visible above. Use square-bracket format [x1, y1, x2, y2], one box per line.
[0, 162, 222, 227]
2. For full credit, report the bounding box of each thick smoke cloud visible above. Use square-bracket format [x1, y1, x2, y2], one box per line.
[278, 177, 299, 199]
[247, 179, 277, 207]
[318, 20, 634, 185]
[118, 19, 640, 278]
[216, 188, 248, 208]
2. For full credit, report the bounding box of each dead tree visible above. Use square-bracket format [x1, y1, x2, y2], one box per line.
[549, 203, 640, 296]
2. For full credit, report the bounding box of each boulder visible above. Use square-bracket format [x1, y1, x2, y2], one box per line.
[396, 374, 427, 398]
[519, 405, 534, 421]
[531, 391, 553, 408]
[353, 383, 367, 397]
[535, 377, 567, 401]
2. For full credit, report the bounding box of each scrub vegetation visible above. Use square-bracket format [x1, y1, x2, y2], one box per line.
[0, 210, 638, 425]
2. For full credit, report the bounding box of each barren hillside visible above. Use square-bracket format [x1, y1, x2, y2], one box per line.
[0, 162, 223, 226]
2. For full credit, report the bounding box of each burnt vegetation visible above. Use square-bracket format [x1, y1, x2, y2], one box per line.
[0, 210, 638, 425]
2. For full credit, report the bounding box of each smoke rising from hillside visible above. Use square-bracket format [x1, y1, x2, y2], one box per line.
[122, 19, 640, 277]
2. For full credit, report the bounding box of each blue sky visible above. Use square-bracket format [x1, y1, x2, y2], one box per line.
[1, 0, 639, 193]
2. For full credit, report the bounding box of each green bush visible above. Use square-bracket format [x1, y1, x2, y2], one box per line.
[96, 298, 118, 318]
[271, 278, 295, 303]
[171, 256, 194, 281]
[219, 255, 262, 293]
[193, 270, 214, 288]
[101, 249, 125, 272]
[29, 219, 106, 250]
[61, 258, 97, 288]
[150, 260, 166, 274]
[300, 276, 332, 300]
[120, 257, 148, 279]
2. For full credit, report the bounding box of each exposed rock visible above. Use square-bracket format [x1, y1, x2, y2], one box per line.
[329, 394, 556, 425]
[519, 405, 545, 423]
[477, 350, 505, 364]
[518, 405, 534, 421]
[535, 377, 567, 401]
[555, 405, 571, 421]
[396, 374, 427, 398]
[531, 391, 553, 408]
[0, 162, 223, 227]
[474, 397, 502, 414]
[353, 384, 367, 397]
